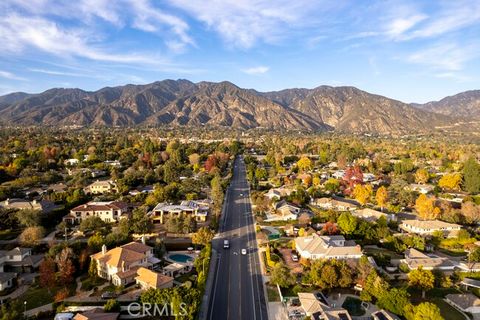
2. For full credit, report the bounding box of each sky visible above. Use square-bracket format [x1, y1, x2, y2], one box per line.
[0, 0, 479, 103]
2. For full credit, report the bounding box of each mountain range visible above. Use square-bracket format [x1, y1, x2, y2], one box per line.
[0, 79, 478, 134]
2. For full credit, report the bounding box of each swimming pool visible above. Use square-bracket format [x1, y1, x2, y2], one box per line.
[168, 253, 193, 263]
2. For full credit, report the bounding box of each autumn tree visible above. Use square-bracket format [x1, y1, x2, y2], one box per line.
[39, 256, 56, 293]
[322, 221, 338, 235]
[415, 194, 440, 220]
[353, 184, 372, 206]
[192, 227, 214, 247]
[54, 288, 70, 302]
[19, 226, 45, 246]
[375, 186, 388, 211]
[414, 168, 429, 184]
[56, 247, 76, 284]
[211, 174, 224, 217]
[408, 266, 434, 298]
[407, 302, 443, 320]
[343, 166, 363, 193]
[15, 209, 41, 228]
[438, 173, 462, 191]
[297, 156, 312, 172]
[462, 201, 480, 224]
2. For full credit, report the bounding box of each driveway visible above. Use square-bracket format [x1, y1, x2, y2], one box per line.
[279, 248, 302, 274]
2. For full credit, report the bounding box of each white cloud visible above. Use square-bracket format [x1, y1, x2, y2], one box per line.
[386, 14, 427, 39]
[28, 68, 89, 77]
[407, 43, 479, 71]
[0, 70, 26, 81]
[167, 0, 328, 49]
[242, 66, 269, 75]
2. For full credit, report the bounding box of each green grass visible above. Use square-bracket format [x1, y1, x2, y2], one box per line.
[267, 286, 281, 302]
[20, 285, 70, 310]
[363, 247, 403, 260]
[408, 287, 462, 303]
[437, 248, 467, 257]
[175, 270, 196, 283]
[341, 296, 365, 316]
[80, 276, 106, 291]
[432, 298, 466, 320]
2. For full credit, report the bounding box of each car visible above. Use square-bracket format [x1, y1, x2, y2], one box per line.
[223, 239, 230, 249]
[241, 248, 247, 255]
[101, 291, 117, 299]
[291, 253, 299, 262]
[240, 193, 244, 196]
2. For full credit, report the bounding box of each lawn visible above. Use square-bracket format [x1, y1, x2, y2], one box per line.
[80, 276, 106, 291]
[20, 284, 74, 310]
[437, 248, 467, 257]
[0, 229, 20, 240]
[363, 247, 403, 260]
[341, 296, 365, 316]
[432, 298, 466, 320]
[267, 285, 281, 302]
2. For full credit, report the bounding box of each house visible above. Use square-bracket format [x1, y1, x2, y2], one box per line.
[64, 159, 79, 166]
[151, 200, 210, 224]
[73, 308, 120, 320]
[363, 173, 376, 182]
[84, 180, 117, 194]
[372, 310, 400, 320]
[265, 187, 294, 200]
[0, 247, 44, 273]
[104, 160, 121, 167]
[47, 183, 68, 193]
[90, 241, 161, 286]
[332, 170, 345, 179]
[298, 292, 352, 319]
[66, 201, 130, 223]
[311, 197, 358, 211]
[402, 248, 455, 271]
[0, 272, 16, 291]
[446, 293, 480, 315]
[295, 234, 362, 260]
[0, 198, 59, 213]
[135, 267, 174, 290]
[264, 200, 301, 221]
[399, 219, 461, 238]
[352, 208, 396, 222]
[405, 184, 434, 194]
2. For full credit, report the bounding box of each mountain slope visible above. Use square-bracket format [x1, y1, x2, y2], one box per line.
[413, 90, 480, 119]
[0, 79, 458, 133]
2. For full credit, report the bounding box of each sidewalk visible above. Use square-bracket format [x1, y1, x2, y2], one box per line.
[24, 303, 52, 318]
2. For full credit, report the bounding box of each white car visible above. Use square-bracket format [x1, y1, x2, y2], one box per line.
[240, 193, 244, 196]
[241, 248, 247, 255]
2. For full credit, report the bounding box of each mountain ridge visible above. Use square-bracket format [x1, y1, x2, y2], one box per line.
[0, 79, 474, 134]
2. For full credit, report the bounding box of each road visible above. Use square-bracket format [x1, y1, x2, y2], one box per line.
[206, 156, 268, 320]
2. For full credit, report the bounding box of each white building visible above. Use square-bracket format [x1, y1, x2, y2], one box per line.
[67, 201, 130, 223]
[295, 234, 362, 260]
[400, 219, 461, 238]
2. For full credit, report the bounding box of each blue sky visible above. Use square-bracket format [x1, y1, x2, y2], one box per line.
[0, 0, 479, 103]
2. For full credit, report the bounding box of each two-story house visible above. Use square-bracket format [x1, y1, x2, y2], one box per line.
[90, 241, 161, 286]
[84, 180, 117, 195]
[151, 200, 210, 224]
[66, 201, 130, 223]
[0, 247, 44, 273]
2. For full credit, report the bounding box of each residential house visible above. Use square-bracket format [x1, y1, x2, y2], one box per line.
[332, 170, 345, 179]
[446, 293, 480, 315]
[0, 198, 58, 213]
[84, 180, 117, 194]
[135, 267, 174, 290]
[264, 200, 301, 221]
[298, 292, 352, 319]
[73, 308, 120, 320]
[64, 159, 79, 166]
[264, 187, 294, 200]
[295, 234, 363, 260]
[372, 310, 400, 320]
[104, 160, 121, 167]
[47, 183, 68, 193]
[90, 241, 161, 286]
[151, 200, 210, 224]
[352, 208, 396, 222]
[311, 197, 358, 211]
[400, 219, 461, 238]
[66, 201, 130, 223]
[363, 173, 376, 182]
[402, 248, 455, 271]
[0, 272, 16, 291]
[405, 184, 434, 194]
[0, 247, 44, 273]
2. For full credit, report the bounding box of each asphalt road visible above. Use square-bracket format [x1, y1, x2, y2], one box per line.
[206, 156, 268, 320]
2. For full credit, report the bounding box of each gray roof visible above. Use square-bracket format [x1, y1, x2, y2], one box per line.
[0, 272, 16, 283]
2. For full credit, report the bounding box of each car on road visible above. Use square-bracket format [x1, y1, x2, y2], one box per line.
[101, 291, 117, 299]
[291, 253, 299, 262]
[223, 239, 230, 249]
[241, 248, 247, 255]
[240, 193, 243, 196]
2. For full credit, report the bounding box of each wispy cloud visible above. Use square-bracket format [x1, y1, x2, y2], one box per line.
[0, 70, 26, 81]
[407, 42, 479, 71]
[28, 68, 89, 77]
[242, 66, 269, 75]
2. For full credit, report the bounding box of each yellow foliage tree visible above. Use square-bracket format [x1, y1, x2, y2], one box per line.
[415, 194, 440, 220]
[375, 186, 388, 211]
[297, 156, 312, 172]
[438, 173, 462, 191]
[353, 184, 373, 206]
[415, 168, 430, 184]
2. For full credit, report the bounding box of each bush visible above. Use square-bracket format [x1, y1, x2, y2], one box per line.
[399, 263, 410, 273]
[104, 299, 120, 312]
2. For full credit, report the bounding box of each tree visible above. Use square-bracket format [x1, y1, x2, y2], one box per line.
[15, 209, 42, 228]
[375, 186, 388, 211]
[54, 288, 70, 302]
[131, 207, 153, 235]
[309, 261, 338, 290]
[438, 173, 462, 191]
[104, 299, 121, 312]
[353, 184, 372, 206]
[337, 212, 357, 236]
[19, 226, 45, 246]
[79, 216, 110, 233]
[461, 201, 480, 224]
[463, 157, 480, 194]
[192, 227, 214, 246]
[297, 156, 312, 172]
[408, 267, 434, 298]
[414, 168, 429, 184]
[324, 178, 340, 193]
[270, 262, 296, 288]
[322, 221, 338, 235]
[377, 287, 411, 316]
[408, 302, 443, 320]
[56, 247, 76, 284]
[87, 233, 105, 252]
[211, 174, 224, 217]
[89, 259, 98, 278]
[415, 194, 440, 220]
[39, 256, 56, 293]
[469, 247, 480, 263]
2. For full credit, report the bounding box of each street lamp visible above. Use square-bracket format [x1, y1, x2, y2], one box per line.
[24, 301, 27, 313]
